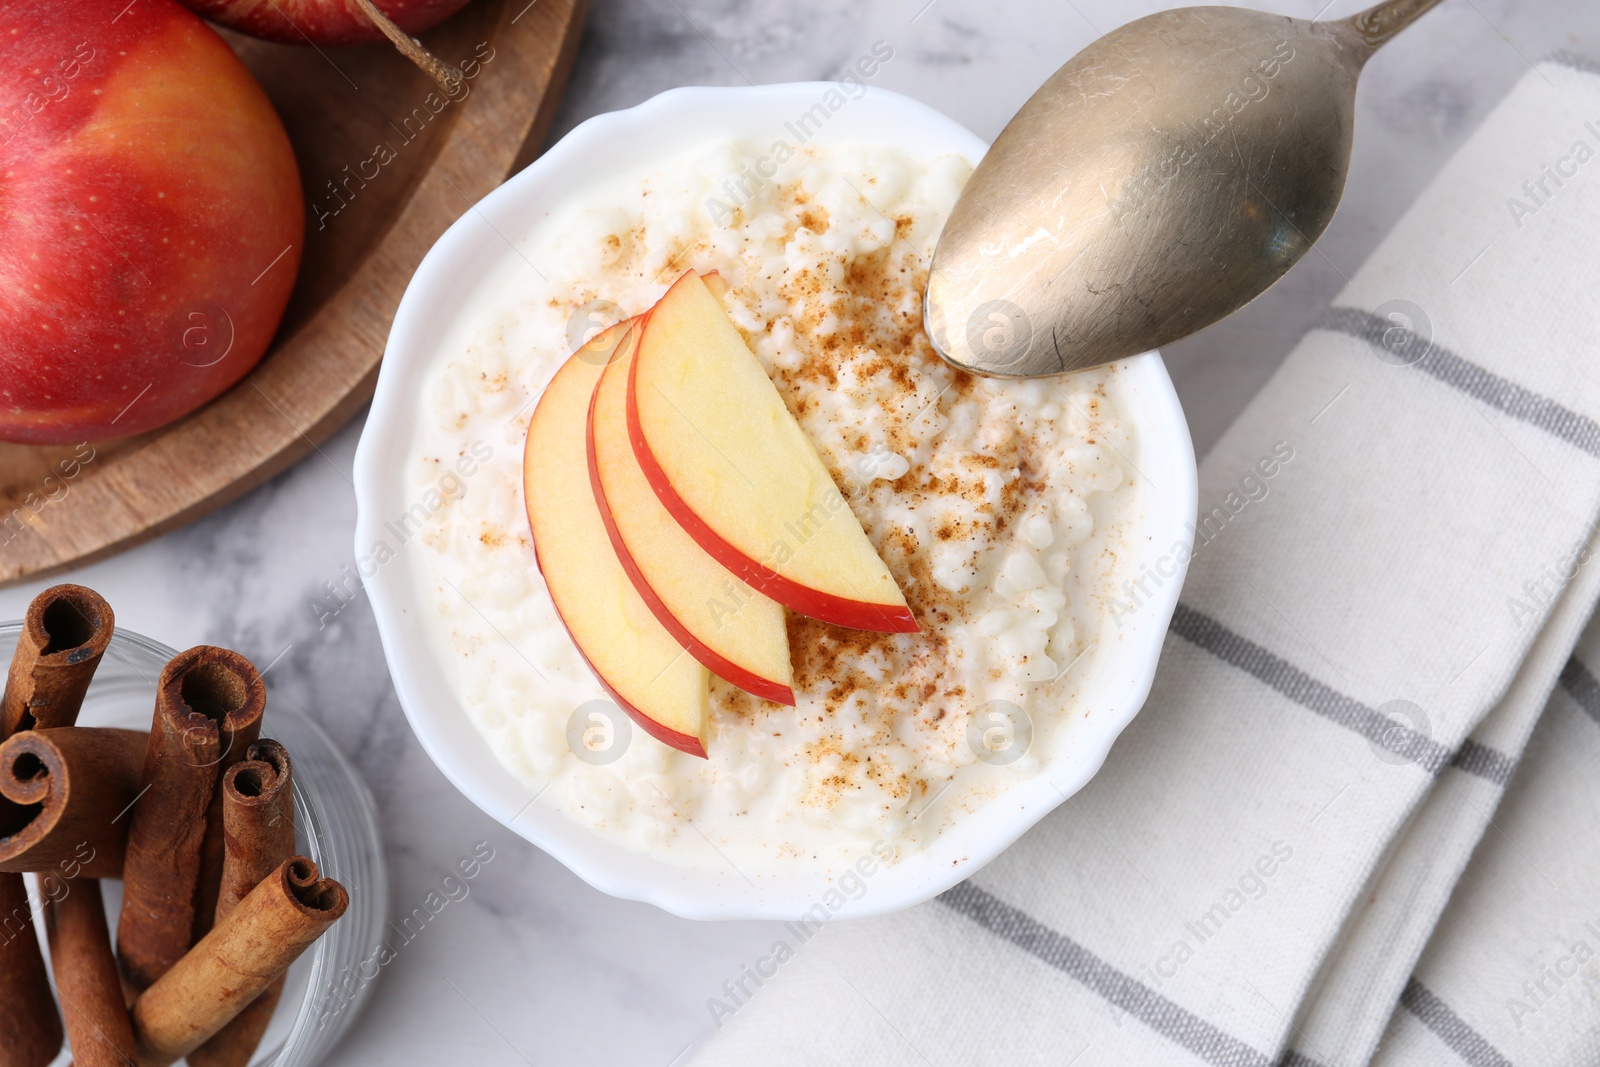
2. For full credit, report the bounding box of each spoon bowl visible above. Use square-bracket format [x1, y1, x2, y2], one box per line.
[925, 0, 1444, 377]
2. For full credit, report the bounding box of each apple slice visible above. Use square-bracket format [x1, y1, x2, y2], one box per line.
[589, 325, 795, 705]
[628, 272, 917, 633]
[701, 271, 729, 300]
[524, 322, 710, 757]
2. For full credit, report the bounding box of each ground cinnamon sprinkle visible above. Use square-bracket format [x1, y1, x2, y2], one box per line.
[698, 179, 1076, 811]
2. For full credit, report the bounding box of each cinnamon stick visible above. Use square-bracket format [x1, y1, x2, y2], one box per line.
[130, 857, 348, 1067]
[0, 728, 148, 878]
[191, 684, 266, 944]
[117, 647, 265, 992]
[0, 583, 113, 735]
[0, 870, 62, 1067]
[0, 583, 109, 1067]
[44, 875, 138, 1067]
[187, 740, 295, 1067]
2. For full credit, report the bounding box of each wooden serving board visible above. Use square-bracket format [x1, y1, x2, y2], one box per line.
[0, 0, 586, 585]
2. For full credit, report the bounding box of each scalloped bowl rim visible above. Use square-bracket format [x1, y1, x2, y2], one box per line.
[354, 82, 1198, 921]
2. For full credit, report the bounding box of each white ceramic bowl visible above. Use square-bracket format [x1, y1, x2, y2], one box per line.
[354, 83, 1198, 921]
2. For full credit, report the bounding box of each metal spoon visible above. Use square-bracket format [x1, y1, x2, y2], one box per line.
[924, 0, 1445, 378]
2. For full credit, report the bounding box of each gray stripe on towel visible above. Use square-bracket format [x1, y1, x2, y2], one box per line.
[1170, 604, 1515, 784]
[938, 881, 1315, 1067]
[1449, 739, 1517, 787]
[1316, 307, 1600, 458]
[1548, 50, 1600, 77]
[1277, 1052, 1327, 1067]
[1400, 978, 1515, 1067]
[1558, 656, 1600, 726]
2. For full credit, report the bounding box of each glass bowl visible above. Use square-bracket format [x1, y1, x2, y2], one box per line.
[1, 622, 388, 1067]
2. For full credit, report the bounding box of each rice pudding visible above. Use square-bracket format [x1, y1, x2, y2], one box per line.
[404, 136, 1141, 876]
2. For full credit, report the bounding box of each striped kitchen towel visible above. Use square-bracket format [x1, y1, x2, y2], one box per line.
[689, 54, 1600, 1067]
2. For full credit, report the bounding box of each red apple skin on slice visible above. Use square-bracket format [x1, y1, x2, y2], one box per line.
[628, 272, 917, 633]
[524, 322, 710, 757]
[589, 325, 795, 705]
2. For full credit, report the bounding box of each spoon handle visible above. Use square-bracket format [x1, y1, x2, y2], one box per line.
[1340, 0, 1448, 52]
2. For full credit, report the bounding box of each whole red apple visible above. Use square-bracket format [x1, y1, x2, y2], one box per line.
[178, 0, 475, 45]
[0, 0, 303, 444]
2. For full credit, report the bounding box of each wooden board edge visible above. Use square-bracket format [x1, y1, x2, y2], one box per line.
[510, 0, 590, 177]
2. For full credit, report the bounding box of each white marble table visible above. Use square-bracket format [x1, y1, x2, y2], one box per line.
[4, 1, 1596, 1062]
